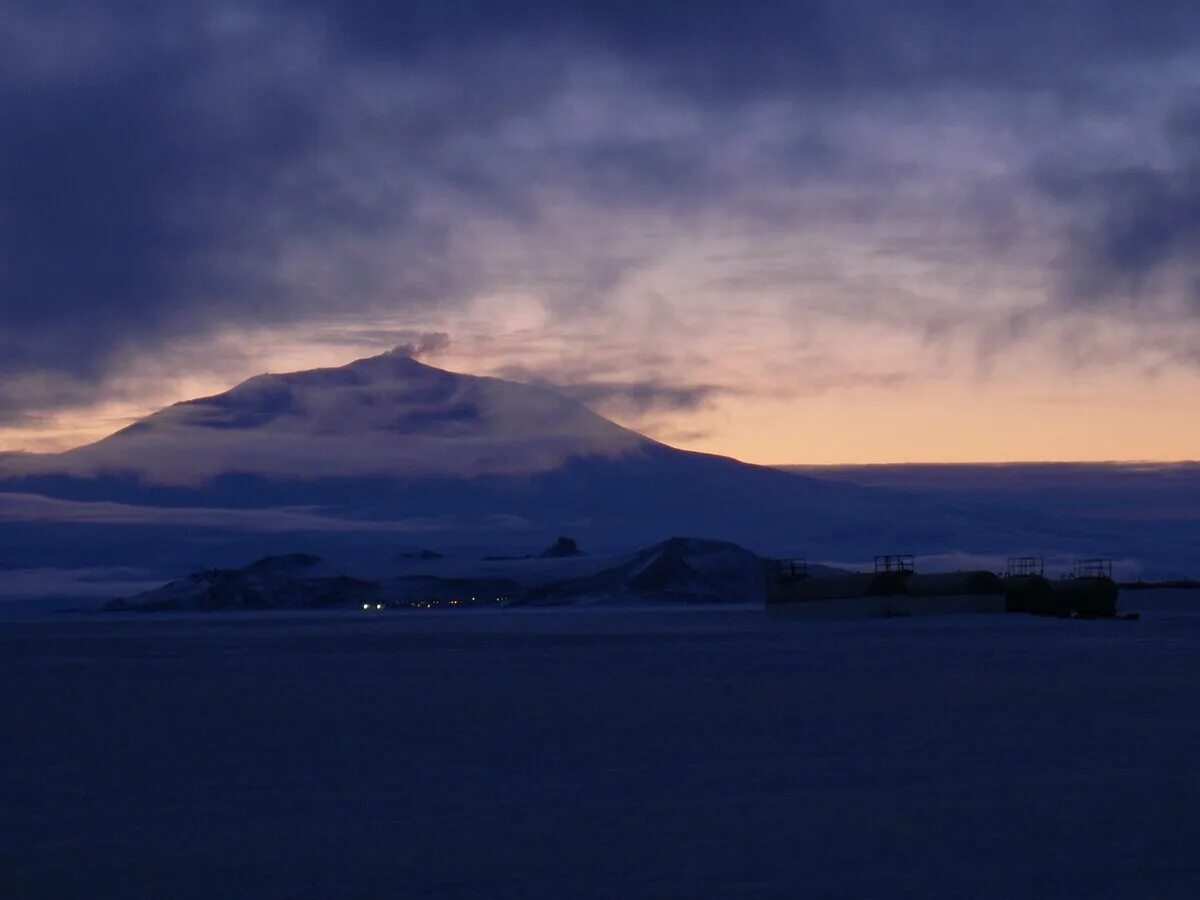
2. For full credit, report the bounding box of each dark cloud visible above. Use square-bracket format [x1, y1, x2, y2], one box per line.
[492, 365, 728, 416]
[1040, 102, 1200, 313]
[4, 0, 1200, 426]
[1, 5, 329, 378]
[1, 43, 187, 377]
[0, 2, 493, 415]
[556, 380, 726, 416]
[309, 1, 1200, 98]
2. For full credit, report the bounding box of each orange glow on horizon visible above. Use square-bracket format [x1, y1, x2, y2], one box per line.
[2, 317, 1198, 466]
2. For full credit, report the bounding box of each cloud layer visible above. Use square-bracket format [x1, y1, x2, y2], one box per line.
[3, 1, 1200, 458]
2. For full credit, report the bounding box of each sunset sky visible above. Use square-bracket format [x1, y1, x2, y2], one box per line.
[3, 2, 1200, 464]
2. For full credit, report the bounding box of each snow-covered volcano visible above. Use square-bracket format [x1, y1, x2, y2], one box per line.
[0, 349, 1195, 592]
[0, 352, 888, 583]
[20, 349, 646, 484]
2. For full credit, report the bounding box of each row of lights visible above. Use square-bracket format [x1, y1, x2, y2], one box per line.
[362, 596, 508, 612]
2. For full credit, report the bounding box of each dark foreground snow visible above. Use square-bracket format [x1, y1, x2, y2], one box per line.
[2, 592, 1199, 898]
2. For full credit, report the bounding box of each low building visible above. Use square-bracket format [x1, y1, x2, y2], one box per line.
[766, 556, 1005, 619]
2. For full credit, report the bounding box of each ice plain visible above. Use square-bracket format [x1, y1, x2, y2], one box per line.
[2, 590, 1199, 898]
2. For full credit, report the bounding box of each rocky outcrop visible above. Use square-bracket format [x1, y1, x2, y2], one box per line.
[106, 554, 378, 611]
[539, 536, 584, 558]
[106, 537, 772, 611]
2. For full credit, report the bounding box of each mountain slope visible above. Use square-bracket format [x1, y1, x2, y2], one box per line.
[1, 350, 1197, 589]
[13, 349, 646, 484]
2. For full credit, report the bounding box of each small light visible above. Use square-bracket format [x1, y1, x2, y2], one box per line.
[362, 603, 369, 610]
[376, 603, 383, 610]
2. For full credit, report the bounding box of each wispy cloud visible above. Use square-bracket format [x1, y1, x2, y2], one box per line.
[5, 2, 1200, 459]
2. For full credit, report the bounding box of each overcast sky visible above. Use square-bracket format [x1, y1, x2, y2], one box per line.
[3, 1, 1199, 463]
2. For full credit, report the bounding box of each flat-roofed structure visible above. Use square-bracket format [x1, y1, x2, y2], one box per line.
[767, 555, 1005, 619]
